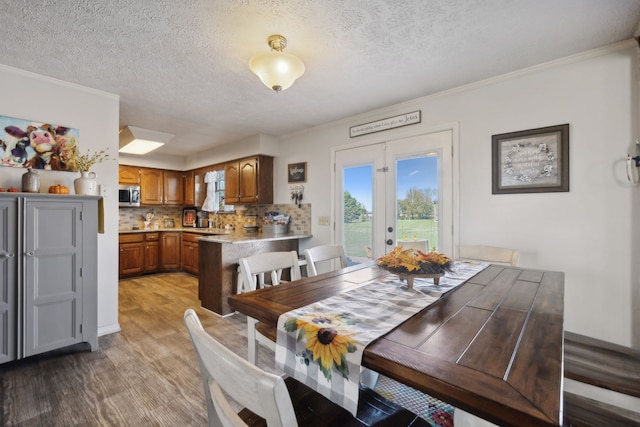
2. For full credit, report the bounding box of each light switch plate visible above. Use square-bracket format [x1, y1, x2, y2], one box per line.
[318, 216, 330, 226]
[100, 184, 109, 196]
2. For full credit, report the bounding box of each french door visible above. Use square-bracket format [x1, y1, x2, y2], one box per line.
[334, 130, 454, 263]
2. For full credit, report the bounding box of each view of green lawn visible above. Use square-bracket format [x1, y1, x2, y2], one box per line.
[344, 219, 438, 258]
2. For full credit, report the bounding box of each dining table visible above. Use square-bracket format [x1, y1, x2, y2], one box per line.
[227, 261, 564, 427]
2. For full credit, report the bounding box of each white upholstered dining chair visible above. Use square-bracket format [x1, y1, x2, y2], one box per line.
[458, 244, 520, 266]
[303, 244, 347, 277]
[238, 251, 301, 365]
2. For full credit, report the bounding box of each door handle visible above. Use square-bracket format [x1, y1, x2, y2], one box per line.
[25, 251, 34, 257]
[386, 239, 393, 245]
[387, 226, 393, 232]
[1, 252, 15, 258]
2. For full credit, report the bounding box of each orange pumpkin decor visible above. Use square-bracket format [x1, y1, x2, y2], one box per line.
[48, 184, 70, 194]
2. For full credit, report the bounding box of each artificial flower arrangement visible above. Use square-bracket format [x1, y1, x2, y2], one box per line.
[73, 148, 111, 172]
[376, 246, 453, 274]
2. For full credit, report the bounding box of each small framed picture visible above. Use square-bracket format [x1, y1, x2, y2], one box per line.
[492, 124, 569, 194]
[182, 208, 196, 227]
[288, 162, 307, 183]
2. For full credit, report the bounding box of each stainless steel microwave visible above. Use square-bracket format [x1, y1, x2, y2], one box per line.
[119, 185, 141, 207]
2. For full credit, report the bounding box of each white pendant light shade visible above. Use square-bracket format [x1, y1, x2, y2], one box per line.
[249, 35, 305, 92]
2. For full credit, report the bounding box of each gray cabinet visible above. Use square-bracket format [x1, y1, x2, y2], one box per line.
[0, 194, 98, 364]
[0, 198, 17, 364]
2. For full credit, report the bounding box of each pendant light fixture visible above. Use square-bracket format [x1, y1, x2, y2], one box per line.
[249, 35, 305, 92]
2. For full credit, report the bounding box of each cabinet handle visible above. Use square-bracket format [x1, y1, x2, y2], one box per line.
[120, 248, 124, 252]
[25, 251, 34, 257]
[1, 252, 15, 259]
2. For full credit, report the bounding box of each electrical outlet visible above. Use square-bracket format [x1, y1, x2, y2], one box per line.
[318, 216, 330, 226]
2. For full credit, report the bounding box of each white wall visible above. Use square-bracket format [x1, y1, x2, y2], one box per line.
[0, 65, 121, 335]
[275, 40, 640, 347]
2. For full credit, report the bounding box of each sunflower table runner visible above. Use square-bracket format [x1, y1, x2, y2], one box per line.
[275, 261, 489, 415]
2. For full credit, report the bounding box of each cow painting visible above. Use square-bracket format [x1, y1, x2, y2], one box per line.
[0, 116, 79, 171]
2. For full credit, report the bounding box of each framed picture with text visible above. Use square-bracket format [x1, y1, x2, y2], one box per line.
[492, 124, 569, 194]
[288, 162, 307, 183]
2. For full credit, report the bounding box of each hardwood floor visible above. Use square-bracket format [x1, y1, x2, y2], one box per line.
[1, 273, 277, 426]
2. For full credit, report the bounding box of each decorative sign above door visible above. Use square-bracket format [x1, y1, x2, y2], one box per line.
[350, 110, 421, 138]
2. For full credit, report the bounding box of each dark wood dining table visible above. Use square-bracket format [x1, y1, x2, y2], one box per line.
[227, 262, 564, 427]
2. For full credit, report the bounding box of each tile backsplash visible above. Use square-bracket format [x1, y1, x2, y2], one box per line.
[119, 203, 311, 235]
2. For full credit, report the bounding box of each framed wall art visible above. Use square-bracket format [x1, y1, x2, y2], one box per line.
[182, 208, 196, 227]
[492, 124, 569, 194]
[288, 162, 307, 183]
[0, 115, 79, 171]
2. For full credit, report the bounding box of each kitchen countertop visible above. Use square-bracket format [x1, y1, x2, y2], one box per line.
[119, 227, 311, 243]
[119, 227, 233, 235]
[199, 231, 311, 244]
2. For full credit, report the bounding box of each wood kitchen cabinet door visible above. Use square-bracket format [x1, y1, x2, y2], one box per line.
[119, 242, 144, 276]
[161, 232, 181, 271]
[140, 168, 163, 205]
[238, 157, 258, 204]
[224, 156, 273, 205]
[163, 170, 184, 205]
[181, 233, 199, 275]
[224, 161, 240, 204]
[119, 165, 140, 185]
[184, 170, 195, 207]
[119, 234, 145, 277]
[144, 233, 160, 273]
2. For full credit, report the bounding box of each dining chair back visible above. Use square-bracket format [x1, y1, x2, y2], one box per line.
[458, 244, 520, 266]
[184, 309, 298, 427]
[238, 251, 301, 293]
[303, 244, 347, 277]
[238, 251, 301, 364]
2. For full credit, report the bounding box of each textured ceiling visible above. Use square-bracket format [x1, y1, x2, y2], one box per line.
[1, 0, 640, 157]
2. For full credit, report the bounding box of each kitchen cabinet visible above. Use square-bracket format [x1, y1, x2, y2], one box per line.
[163, 170, 184, 205]
[118, 232, 161, 277]
[144, 233, 160, 273]
[184, 170, 195, 206]
[0, 194, 98, 364]
[119, 233, 145, 277]
[181, 232, 200, 275]
[140, 168, 163, 205]
[161, 232, 181, 271]
[199, 237, 299, 315]
[139, 168, 184, 206]
[224, 155, 273, 205]
[118, 165, 140, 184]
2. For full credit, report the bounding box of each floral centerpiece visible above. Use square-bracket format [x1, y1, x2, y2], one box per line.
[377, 246, 453, 275]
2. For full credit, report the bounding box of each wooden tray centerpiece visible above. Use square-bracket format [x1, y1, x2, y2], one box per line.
[376, 246, 453, 288]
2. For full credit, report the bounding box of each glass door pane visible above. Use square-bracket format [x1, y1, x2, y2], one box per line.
[343, 165, 373, 263]
[385, 131, 453, 256]
[395, 154, 439, 253]
[335, 142, 385, 264]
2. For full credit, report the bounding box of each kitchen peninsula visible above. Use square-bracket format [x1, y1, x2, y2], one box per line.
[199, 231, 311, 316]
